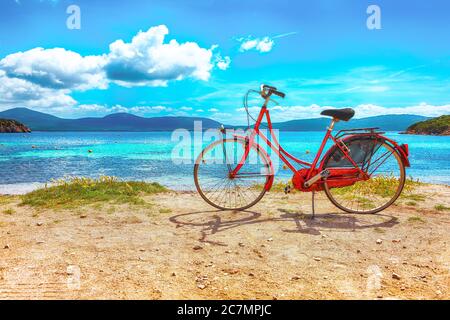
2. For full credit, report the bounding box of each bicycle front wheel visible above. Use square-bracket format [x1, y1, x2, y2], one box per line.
[194, 138, 272, 210]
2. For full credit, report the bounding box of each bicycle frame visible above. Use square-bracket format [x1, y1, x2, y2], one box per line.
[229, 96, 408, 191]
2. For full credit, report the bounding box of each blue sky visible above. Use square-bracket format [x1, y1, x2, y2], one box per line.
[0, 0, 449, 123]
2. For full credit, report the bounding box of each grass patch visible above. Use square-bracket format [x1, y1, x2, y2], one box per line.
[405, 201, 417, 206]
[159, 208, 172, 214]
[2, 208, 15, 215]
[270, 181, 292, 192]
[143, 202, 154, 209]
[0, 195, 14, 205]
[354, 196, 376, 209]
[434, 204, 450, 211]
[253, 180, 292, 193]
[20, 176, 167, 209]
[407, 216, 425, 223]
[91, 203, 103, 211]
[256, 176, 423, 199]
[374, 227, 385, 233]
[332, 176, 421, 198]
[401, 193, 426, 202]
[107, 206, 116, 215]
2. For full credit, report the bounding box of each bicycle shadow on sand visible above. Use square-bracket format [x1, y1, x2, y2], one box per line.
[169, 208, 399, 246]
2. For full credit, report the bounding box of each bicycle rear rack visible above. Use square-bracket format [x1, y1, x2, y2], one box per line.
[334, 127, 385, 139]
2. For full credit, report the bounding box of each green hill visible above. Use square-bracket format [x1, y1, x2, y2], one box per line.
[405, 115, 450, 136]
[0, 118, 31, 133]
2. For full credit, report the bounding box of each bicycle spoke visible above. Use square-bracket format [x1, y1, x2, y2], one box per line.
[368, 150, 395, 176]
[194, 138, 270, 210]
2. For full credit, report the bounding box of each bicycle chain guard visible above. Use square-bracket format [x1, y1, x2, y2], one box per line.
[292, 169, 323, 192]
[292, 167, 362, 192]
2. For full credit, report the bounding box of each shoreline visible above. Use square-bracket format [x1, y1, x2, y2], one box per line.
[399, 131, 450, 136]
[1, 178, 449, 195]
[0, 182, 48, 195]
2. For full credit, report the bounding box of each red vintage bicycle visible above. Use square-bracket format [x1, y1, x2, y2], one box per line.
[194, 85, 410, 214]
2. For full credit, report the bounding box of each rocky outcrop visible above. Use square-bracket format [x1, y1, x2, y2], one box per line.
[0, 119, 31, 133]
[404, 115, 450, 136]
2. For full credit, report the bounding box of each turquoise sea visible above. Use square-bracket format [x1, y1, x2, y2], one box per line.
[0, 131, 449, 194]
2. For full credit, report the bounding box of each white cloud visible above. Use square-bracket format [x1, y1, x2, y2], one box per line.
[236, 103, 450, 122]
[52, 104, 172, 118]
[236, 32, 296, 54]
[143, 105, 167, 112]
[239, 36, 274, 53]
[210, 112, 233, 121]
[0, 73, 76, 111]
[76, 104, 109, 112]
[105, 25, 215, 87]
[180, 106, 193, 111]
[208, 108, 219, 112]
[0, 25, 231, 113]
[214, 54, 231, 70]
[0, 47, 107, 90]
[352, 103, 450, 118]
[48, 103, 110, 117]
[342, 85, 390, 94]
[122, 105, 171, 114]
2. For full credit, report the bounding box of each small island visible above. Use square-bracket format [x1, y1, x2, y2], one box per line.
[404, 115, 450, 136]
[0, 119, 31, 133]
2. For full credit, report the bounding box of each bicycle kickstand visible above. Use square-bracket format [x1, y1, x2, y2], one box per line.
[311, 190, 316, 219]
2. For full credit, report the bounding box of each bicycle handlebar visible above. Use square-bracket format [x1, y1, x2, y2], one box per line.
[261, 84, 285, 99]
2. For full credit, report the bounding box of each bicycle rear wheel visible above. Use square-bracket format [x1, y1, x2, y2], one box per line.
[194, 138, 271, 210]
[323, 137, 405, 214]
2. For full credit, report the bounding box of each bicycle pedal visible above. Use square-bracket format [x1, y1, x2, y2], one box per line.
[284, 185, 291, 194]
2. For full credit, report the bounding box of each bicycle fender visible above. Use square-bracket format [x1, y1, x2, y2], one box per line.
[380, 136, 410, 168]
[254, 142, 275, 191]
[393, 143, 410, 167]
[319, 134, 410, 169]
[248, 139, 275, 191]
[265, 175, 275, 191]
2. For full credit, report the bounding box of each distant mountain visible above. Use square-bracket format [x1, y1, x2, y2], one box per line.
[271, 114, 430, 131]
[0, 108, 222, 131]
[404, 115, 450, 136]
[0, 108, 63, 131]
[0, 108, 430, 132]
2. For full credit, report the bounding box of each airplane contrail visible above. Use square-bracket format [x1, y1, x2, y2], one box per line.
[272, 31, 298, 39]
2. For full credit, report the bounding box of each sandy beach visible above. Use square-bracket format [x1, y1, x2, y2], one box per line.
[0, 183, 449, 300]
